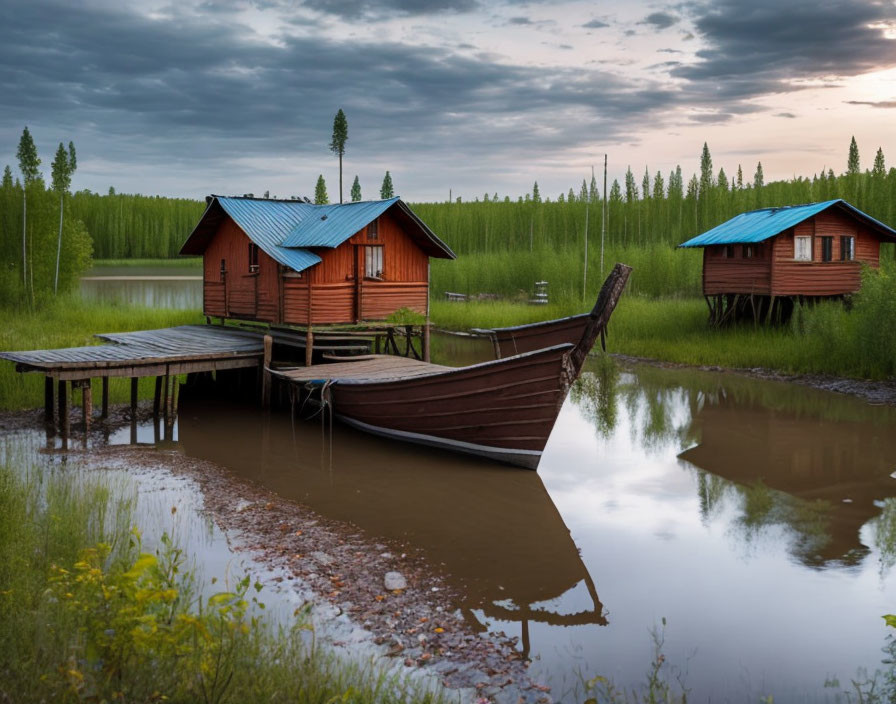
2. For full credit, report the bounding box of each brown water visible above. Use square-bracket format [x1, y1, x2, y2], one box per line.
[42, 346, 889, 701]
[63, 277, 896, 700]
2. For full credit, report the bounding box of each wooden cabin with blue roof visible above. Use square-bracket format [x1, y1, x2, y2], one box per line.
[679, 199, 896, 325]
[180, 196, 455, 326]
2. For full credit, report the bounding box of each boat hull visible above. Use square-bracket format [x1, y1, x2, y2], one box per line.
[326, 343, 574, 469]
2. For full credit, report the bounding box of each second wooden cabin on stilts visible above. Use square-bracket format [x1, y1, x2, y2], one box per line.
[679, 199, 896, 325]
[179, 195, 456, 360]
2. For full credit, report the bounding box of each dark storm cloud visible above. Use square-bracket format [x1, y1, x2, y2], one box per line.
[673, 0, 896, 103]
[0, 0, 681, 179]
[640, 11, 678, 29]
[305, 0, 479, 19]
[845, 100, 896, 109]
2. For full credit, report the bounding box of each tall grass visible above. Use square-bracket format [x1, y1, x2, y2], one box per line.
[0, 296, 203, 410]
[431, 245, 701, 303]
[432, 265, 896, 380]
[0, 459, 446, 704]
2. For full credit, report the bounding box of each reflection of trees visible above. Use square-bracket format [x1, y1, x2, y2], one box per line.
[871, 499, 896, 575]
[571, 359, 896, 570]
[570, 358, 619, 438]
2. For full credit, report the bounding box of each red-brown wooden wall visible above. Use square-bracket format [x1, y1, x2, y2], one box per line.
[701, 209, 884, 297]
[203, 209, 430, 325]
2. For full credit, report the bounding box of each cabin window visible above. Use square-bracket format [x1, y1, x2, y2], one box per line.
[724, 245, 735, 258]
[364, 246, 383, 279]
[794, 236, 812, 261]
[742, 244, 755, 259]
[820, 236, 833, 262]
[840, 236, 855, 261]
[248, 242, 259, 273]
[220, 259, 226, 282]
[367, 219, 379, 241]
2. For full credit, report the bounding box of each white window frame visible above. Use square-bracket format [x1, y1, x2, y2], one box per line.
[794, 236, 812, 261]
[364, 245, 383, 279]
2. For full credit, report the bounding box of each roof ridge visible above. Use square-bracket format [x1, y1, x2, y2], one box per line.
[213, 194, 400, 206]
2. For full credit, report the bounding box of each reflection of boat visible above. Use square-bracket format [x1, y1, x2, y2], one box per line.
[176, 395, 607, 649]
[678, 394, 896, 565]
[273, 264, 631, 469]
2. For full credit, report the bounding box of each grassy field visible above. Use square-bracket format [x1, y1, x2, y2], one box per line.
[92, 257, 202, 269]
[432, 281, 896, 380]
[0, 298, 203, 410]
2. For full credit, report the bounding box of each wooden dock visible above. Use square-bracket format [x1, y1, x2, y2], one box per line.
[0, 325, 275, 444]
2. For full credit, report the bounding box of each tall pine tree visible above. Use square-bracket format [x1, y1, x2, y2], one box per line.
[16, 126, 41, 290]
[847, 136, 860, 175]
[350, 175, 362, 202]
[314, 174, 329, 204]
[51, 141, 77, 294]
[380, 171, 394, 199]
[329, 109, 348, 203]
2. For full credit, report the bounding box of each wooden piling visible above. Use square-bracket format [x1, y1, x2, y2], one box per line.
[262, 334, 272, 408]
[100, 377, 109, 419]
[44, 376, 54, 424]
[305, 327, 314, 367]
[161, 374, 169, 422]
[130, 377, 138, 420]
[81, 381, 92, 434]
[58, 380, 69, 441]
[153, 376, 162, 418]
[423, 323, 431, 363]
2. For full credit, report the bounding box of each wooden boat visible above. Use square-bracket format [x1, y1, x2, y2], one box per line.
[272, 263, 631, 469]
[471, 274, 626, 359]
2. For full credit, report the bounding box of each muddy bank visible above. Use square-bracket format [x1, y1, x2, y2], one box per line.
[0, 405, 551, 704]
[611, 353, 896, 406]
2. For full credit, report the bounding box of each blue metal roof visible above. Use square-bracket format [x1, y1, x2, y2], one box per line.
[181, 195, 454, 271]
[216, 196, 322, 272]
[678, 199, 896, 248]
[282, 198, 399, 248]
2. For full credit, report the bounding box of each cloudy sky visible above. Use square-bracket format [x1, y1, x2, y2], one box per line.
[2, 0, 896, 202]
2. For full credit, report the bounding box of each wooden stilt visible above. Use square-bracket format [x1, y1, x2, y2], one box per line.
[305, 327, 314, 367]
[100, 377, 109, 419]
[170, 377, 179, 427]
[423, 322, 431, 363]
[81, 381, 92, 435]
[44, 376, 54, 424]
[161, 374, 169, 424]
[58, 380, 69, 442]
[262, 334, 272, 408]
[765, 295, 776, 326]
[130, 377, 138, 420]
[153, 376, 162, 418]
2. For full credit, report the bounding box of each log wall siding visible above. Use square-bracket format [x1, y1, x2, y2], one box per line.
[203, 210, 432, 325]
[202, 218, 280, 321]
[770, 210, 880, 296]
[702, 243, 772, 295]
[700, 208, 885, 298]
[361, 282, 428, 319]
[283, 278, 309, 325]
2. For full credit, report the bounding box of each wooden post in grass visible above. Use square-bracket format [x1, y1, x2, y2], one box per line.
[423, 323, 431, 363]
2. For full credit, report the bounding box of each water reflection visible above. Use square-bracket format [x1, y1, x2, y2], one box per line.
[177, 394, 607, 653]
[571, 362, 896, 568]
[80, 266, 202, 310]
